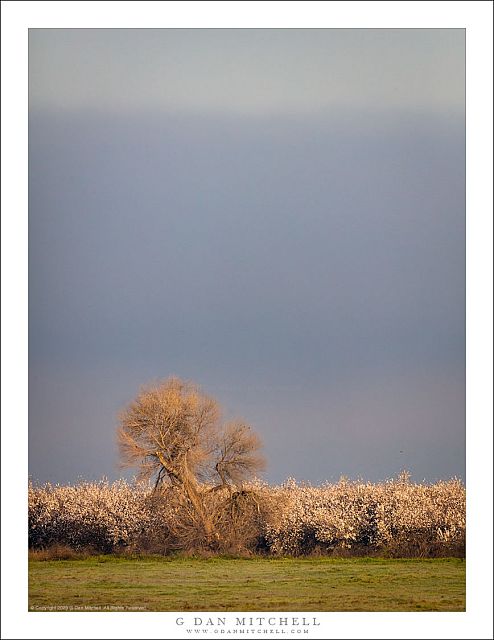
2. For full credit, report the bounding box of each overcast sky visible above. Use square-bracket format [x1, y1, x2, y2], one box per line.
[29, 29, 465, 485]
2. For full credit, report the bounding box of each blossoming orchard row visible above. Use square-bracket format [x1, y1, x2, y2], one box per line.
[28, 476, 465, 556]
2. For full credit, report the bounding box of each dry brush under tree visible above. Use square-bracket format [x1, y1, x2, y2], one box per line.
[117, 377, 266, 550]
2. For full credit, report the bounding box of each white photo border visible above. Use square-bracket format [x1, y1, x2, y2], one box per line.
[1, 2, 492, 639]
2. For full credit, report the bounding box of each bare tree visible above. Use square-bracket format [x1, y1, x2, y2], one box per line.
[117, 377, 265, 546]
[214, 420, 265, 490]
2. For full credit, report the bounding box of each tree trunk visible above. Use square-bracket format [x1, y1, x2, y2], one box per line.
[156, 451, 216, 546]
[181, 463, 215, 545]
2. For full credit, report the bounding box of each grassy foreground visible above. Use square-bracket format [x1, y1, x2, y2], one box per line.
[29, 556, 465, 612]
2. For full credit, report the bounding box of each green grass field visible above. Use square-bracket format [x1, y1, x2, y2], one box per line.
[29, 556, 465, 612]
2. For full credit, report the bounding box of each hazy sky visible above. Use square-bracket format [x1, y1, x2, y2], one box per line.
[29, 29, 465, 485]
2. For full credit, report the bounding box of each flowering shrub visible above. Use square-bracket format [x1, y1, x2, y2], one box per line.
[28, 480, 154, 552]
[262, 475, 466, 556]
[28, 475, 465, 556]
